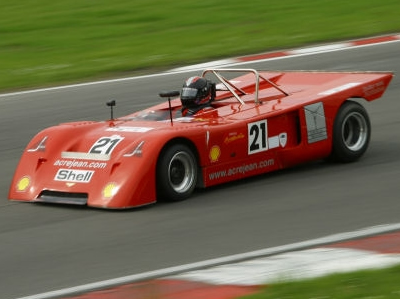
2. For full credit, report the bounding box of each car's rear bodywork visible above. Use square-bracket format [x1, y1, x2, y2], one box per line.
[8, 69, 393, 208]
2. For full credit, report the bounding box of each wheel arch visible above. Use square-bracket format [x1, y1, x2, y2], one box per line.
[330, 97, 371, 162]
[157, 137, 200, 163]
[335, 96, 368, 111]
[156, 137, 204, 190]
[329, 96, 369, 137]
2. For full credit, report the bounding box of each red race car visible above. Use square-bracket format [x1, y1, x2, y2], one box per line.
[9, 69, 393, 208]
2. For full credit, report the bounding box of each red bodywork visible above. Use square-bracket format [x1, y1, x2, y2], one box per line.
[8, 69, 393, 208]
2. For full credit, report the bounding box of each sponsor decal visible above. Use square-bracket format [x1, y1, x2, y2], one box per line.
[103, 182, 118, 198]
[268, 136, 279, 149]
[304, 102, 327, 143]
[54, 169, 94, 183]
[209, 145, 221, 162]
[224, 132, 245, 144]
[16, 176, 31, 192]
[27, 136, 48, 152]
[123, 140, 145, 157]
[54, 159, 107, 169]
[318, 82, 361, 95]
[208, 159, 275, 181]
[268, 133, 287, 149]
[279, 133, 287, 147]
[106, 126, 153, 133]
[363, 81, 385, 97]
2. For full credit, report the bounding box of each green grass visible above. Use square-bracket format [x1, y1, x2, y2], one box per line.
[1, 0, 400, 91]
[240, 264, 400, 299]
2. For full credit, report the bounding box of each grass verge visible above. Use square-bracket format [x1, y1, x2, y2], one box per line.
[1, 0, 400, 91]
[240, 264, 400, 299]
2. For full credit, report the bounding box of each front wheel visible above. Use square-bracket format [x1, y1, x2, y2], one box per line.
[331, 101, 371, 162]
[157, 144, 198, 201]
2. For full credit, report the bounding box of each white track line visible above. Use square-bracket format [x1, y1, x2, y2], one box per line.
[171, 247, 400, 285]
[16, 223, 400, 299]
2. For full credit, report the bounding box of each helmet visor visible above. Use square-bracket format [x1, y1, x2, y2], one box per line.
[181, 87, 198, 99]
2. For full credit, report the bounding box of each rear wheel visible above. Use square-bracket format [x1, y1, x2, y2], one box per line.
[157, 144, 197, 201]
[331, 101, 371, 162]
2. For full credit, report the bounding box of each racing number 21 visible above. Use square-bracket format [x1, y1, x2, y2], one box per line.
[90, 136, 123, 155]
[248, 119, 268, 154]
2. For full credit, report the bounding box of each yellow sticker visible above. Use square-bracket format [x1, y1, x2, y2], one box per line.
[17, 176, 30, 192]
[209, 145, 221, 162]
[103, 183, 118, 198]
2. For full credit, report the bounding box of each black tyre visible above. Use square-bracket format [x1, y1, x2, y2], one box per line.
[157, 144, 198, 201]
[331, 101, 371, 162]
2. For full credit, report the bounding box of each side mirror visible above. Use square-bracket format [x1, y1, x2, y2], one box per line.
[106, 100, 116, 120]
[159, 91, 180, 98]
[159, 91, 180, 125]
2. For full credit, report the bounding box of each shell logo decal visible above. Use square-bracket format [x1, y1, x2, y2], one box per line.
[17, 176, 30, 192]
[209, 145, 221, 162]
[103, 182, 118, 198]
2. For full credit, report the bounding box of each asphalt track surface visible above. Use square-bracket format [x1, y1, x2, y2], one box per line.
[1, 41, 399, 299]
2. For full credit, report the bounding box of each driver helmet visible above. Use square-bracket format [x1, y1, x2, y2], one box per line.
[181, 76, 213, 108]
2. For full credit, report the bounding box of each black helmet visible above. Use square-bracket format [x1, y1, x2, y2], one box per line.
[181, 76, 214, 108]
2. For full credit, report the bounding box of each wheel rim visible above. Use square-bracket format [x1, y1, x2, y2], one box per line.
[341, 111, 368, 151]
[168, 151, 195, 193]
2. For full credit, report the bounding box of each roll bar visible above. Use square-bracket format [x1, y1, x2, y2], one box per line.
[201, 69, 289, 104]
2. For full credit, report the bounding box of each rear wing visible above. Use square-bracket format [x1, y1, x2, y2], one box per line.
[201, 68, 393, 104]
